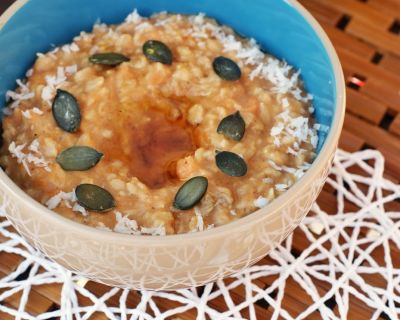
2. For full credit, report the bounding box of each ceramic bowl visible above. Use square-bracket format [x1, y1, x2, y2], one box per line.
[0, 0, 345, 290]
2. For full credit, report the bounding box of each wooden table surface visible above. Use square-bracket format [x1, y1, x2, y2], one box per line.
[0, 0, 399, 319]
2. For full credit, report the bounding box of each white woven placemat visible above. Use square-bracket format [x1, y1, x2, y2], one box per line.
[0, 149, 399, 320]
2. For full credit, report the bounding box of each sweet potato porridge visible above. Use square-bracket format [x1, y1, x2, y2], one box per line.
[0, 11, 322, 235]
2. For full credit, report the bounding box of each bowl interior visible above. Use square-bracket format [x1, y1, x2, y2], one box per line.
[0, 0, 336, 150]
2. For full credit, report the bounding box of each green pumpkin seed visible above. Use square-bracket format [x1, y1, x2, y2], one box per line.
[215, 151, 247, 177]
[52, 89, 81, 133]
[143, 40, 173, 65]
[56, 146, 103, 171]
[75, 184, 115, 212]
[213, 56, 241, 81]
[173, 176, 208, 210]
[217, 111, 245, 141]
[89, 52, 130, 66]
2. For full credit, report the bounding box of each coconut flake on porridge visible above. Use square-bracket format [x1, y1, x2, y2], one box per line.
[254, 196, 269, 209]
[8, 140, 50, 176]
[5, 79, 35, 111]
[46, 189, 88, 216]
[41, 65, 78, 105]
[108, 211, 167, 236]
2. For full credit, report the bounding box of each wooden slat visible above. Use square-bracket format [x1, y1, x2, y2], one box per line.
[31, 283, 62, 306]
[380, 53, 400, 75]
[338, 130, 365, 153]
[0, 305, 17, 320]
[337, 48, 400, 112]
[321, 23, 376, 61]
[369, 0, 400, 17]
[346, 89, 387, 124]
[390, 113, 400, 136]
[0, 252, 24, 275]
[344, 113, 400, 153]
[0, 270, 54, 316]
[347, 18, 400, 57]
[316, 0, 394, 28]
[344, 113, 400, 179]
[299, 0, 343, 26]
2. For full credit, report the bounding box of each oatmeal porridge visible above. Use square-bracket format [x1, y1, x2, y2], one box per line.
[0, 11, 321, 235]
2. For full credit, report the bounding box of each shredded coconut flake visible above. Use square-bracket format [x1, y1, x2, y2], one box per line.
[9, 140, 50, 176]
[281, 166, 296, 174]
[26, 69, 33, 78]
[89, 46, 99, 55]
[262, 177, 273, 184]
[65, 64, 78, 75]
[275, 184, 289, 192]
[45, 189, 87, 215]
[45, 193, 63, 210]
[273, 137, 281, 147]
[114, 211, 140, 235]
[62, 42, 80, 54]
[6, 79, 35, 110]
[254, 196, 269, 208]
[2, 108, 12, 116]
[270, 123, 284, 136]
[194, 207, 204, 232]
[41, 65, 77, 105]
[287, 147, 298, 156]
[135, 22, 151, 32]
[46, 189, 87, 216]
[268, 160, 282, 171]
[113, 211, 166, 236]
[72, 203, 87, 216]
[125, 9, 143, 24]
[310, 134, 319, 149]
[314, 123, 329, 132]
[31, 107, 44, 115]
[28, 139, 40, 153]
[21, 110, 31, 119]
[289, 116, 310, 141]
[230, 210, 237, 216]
[41, 86, 53, 104]
[140, 226, 166, 236]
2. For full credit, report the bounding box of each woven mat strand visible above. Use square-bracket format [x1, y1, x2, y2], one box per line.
[0, 149, 399, 320]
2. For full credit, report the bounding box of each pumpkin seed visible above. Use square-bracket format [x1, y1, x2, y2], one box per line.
[217, 111, 245, 141]
[75, 184, 115, 212]
[56, 146, 103, 171]
[143, 40, 173, 65]
[89, 52, 130, 66]
[215, 151, 247, 177]
[52, 89, 81, 133]
[173, 176, 208, 210]
[212, 56, 241, 81]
